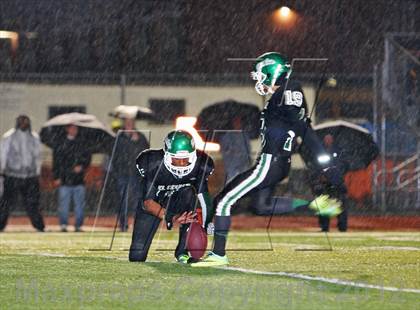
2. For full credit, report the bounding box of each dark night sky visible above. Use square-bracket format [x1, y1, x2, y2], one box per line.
[0, 0, 418, 75]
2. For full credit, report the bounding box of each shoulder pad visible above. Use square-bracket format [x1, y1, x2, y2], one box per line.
[286, 79, 303, 91]
[136, 149, 163, 175]
[197, 151, 215, 175]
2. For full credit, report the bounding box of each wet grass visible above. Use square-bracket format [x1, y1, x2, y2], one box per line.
[0, 230, 419, 309]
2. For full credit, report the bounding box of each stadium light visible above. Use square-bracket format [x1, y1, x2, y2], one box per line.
[272, 6, 297, 28]
[0, 30, 19, 51]
[317, 154, 331, 164]
[175, 116, 220, 152]
[279, 6, 291, 18]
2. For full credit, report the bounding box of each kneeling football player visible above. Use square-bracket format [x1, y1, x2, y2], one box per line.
[129, 130, 214, 263]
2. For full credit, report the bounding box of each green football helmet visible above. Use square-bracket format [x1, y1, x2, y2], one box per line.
[250, 52, 292, 96]
[164, 130, 197, 178]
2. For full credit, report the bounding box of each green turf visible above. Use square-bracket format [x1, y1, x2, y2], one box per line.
[1, 230, 419, 309]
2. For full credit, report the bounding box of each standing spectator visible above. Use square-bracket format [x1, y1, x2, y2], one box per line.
[53, 124, 91, 232]
[112, 118, 149, 231]
[218, 117, 252, 183]
[0, 115, 45, 232]
[100, 118, 122, 213]
[311, 134, 349, 232]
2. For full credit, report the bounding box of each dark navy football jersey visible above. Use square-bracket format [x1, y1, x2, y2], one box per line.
[135, 149, 214, 203]
[262, 79, 308, 127]
[260, 80, 310, 155]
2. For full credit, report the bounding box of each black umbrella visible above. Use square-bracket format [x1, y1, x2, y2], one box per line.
[40, 113, 115, 154]
[196, 100, 261, 140]
[300, 120, 379, 171]
[108, 105, 157, 121]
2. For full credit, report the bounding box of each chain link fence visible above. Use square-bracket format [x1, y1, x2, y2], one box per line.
[373, 33, 420, 213]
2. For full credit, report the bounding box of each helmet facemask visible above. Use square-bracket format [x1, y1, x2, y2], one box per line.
[164, 150, 197, 178]
[163, 130, 197, 178]
[251, 53, 292, 96]
[251, 70, 273, 96]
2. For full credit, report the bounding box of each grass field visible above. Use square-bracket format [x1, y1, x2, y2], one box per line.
[1, 228, 419, 309]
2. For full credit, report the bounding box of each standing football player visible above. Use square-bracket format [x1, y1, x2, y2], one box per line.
[192, 52, 345, 267]
[129, 130, 214, 263]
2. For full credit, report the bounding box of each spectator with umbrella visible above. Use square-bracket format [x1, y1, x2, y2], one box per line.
[196, 100, 259, 182]
[300, 120, 379, 232]
[302, 120, 379, 171]
[0, 115, 45, 232]
[310, 134, 349, 232]
[52, 124, 91, 232]
[40, 113, 115, 232]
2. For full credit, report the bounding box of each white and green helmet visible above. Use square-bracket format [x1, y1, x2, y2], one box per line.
[250, 52, 292, 96]
[163, 130, 197, 178]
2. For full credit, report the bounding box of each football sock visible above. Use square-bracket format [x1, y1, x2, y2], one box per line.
[175, 224, 189, 257]
[213, 216, 231, 256]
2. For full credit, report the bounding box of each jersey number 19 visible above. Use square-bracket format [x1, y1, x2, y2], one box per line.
[284, 90, 303, 107]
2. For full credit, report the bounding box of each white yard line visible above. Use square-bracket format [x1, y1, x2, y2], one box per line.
[11, 252, 420, 294]
[221, 266, 420, 294]
[362, 246, 420, 251]
[16, 252, 67, 257]
[379, 236, 420, 242]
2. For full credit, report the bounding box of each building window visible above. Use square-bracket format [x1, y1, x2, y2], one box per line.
[148, 99, 185, 124]
[48, 105, 86, 119]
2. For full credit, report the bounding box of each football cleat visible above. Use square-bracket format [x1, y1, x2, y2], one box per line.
[190, 251, 229, 267]
[309, 194, 343, 218]
[176, 254, 191, 264]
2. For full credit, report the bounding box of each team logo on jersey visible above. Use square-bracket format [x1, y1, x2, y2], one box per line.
[136, 164, 145, 177]
[156, 183, 192, 197]
[157, 183, 191, 191]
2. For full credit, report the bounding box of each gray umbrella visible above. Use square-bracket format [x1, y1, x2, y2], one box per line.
[40, 113, 115, 154]
[109, 105, 157, 121]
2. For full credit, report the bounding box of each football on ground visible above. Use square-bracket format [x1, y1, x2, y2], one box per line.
[186, 222, 207, 259]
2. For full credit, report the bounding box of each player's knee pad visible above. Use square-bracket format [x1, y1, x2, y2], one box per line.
[128, 247, 148, 262]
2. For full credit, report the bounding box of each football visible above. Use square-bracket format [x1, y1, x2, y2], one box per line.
[186, 222, 208, 259]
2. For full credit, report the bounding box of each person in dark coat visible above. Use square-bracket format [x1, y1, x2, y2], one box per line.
[111, 118, 149, 231]
[310, 134, 349, 232]
[53, 124, 91, 232]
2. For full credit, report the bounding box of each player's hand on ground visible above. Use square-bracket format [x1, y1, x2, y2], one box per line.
[173, 211, 197, 224]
